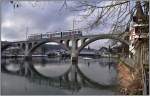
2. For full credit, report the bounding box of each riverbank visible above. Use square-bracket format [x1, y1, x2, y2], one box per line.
[117, 59, 143, 95]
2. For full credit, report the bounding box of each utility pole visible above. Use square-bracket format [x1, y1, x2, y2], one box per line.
[26, 26, 28, 40]
[73, 17, 75, 32]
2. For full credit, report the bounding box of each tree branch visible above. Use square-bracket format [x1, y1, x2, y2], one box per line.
[78, 1, 129, 9]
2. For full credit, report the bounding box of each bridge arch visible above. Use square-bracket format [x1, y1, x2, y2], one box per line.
[82, 38, 89, 43]
[60, 40, 64, 43]
[77, 34, 129, 54]
[28, 43, 32, 49]
[75, 39, 81, 48]
[27, 39, 70, 56]
[23, 39, 71, 78]
[1, 43, 25, 74]
[1, 43, 24, 53]
[33, 42, 37, 45]
[1, 43, 13, 52]
[17, 43, 21, 47]
[22, 43, 26, 50]
[65, 39, 72, 47]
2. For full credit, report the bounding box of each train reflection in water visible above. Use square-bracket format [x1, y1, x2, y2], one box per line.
[1, 56, 119, 95]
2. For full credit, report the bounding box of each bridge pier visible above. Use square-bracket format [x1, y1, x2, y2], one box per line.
[71, 56, 78, 64]
[71, 39, 78, 65]
[70, 39, 78, 86]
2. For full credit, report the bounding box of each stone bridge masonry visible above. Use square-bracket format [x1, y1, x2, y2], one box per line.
[1, 33, 129, 64]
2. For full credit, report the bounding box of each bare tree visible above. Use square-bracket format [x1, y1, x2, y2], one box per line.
[68, 1, 131, 31]
[9, 0, 149, 36]
[63, 0, 148, 46]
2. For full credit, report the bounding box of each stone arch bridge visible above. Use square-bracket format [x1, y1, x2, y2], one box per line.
[1, 33, 129, 63]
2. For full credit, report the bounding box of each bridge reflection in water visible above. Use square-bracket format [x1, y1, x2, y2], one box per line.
[1, 57, 119, 95]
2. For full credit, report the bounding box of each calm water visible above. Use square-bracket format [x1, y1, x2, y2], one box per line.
[1, 56, 119, 95]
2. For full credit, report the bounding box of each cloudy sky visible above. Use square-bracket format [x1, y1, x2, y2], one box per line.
[1, 0, 130, 49]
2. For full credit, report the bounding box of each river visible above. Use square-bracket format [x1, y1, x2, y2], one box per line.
[1, 56, 120, 95]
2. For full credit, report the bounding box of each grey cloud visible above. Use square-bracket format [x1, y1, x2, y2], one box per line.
[1, 0, 111, 47]
[1, 1, 77, 40]
[2, 27, 26, 41]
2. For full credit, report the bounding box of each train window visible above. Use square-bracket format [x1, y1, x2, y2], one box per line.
[63, 32, 66, 35]
[43, 34, 48, 38]
[57, 33, 60, 35]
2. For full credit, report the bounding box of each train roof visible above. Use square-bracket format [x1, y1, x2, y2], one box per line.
[28, 29, 82, 36]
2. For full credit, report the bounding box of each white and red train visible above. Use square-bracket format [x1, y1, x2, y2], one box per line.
[28, 30, 82, 40]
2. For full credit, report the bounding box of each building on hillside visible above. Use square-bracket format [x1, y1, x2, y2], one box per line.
[128, 1, 149, 94]
[129, 1, 149, 61]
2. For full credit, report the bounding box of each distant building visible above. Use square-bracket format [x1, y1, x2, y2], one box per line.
[98, 47, 110, 57]
[2, 46, 21, 55]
